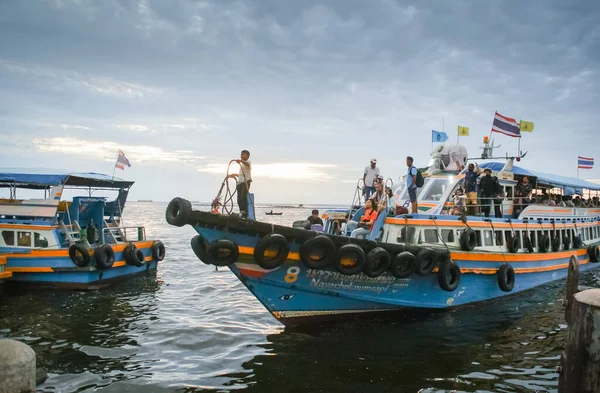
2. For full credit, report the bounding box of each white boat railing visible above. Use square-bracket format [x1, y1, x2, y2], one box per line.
[101, 226, 146, 244]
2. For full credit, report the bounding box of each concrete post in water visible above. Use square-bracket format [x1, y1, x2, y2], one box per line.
[558, 289, 600, 393]
[564, 255, 579, 325]
[0, 339, 36, 393]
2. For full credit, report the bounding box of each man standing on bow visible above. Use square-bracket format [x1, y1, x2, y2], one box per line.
[228, 150, 252, 218]
[363, 159, 380, 202]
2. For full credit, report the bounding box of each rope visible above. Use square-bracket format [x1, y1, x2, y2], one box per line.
[211, 160, 248, 215]
[431, 216, 452, 260]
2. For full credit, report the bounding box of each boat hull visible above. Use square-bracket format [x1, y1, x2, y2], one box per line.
[192, 223, 599, 326]
[3, 241, 161, 290]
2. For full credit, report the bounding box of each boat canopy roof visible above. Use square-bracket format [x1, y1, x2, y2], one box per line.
[0, 169, 134, 190]
[480, 162, 600, 193]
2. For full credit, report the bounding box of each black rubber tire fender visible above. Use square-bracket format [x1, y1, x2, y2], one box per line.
[69, 244, 90, 267]
[563, 234, 571, 250]
[151, 241, 166, 261]
[497, 263, 515, 292]
[335, 243, 366, 275]
[254, 233, 290, 270]
[551, 237, 561, 252]
[459, 229, 477, 251]
[588, 245, 600, 263]
[299, 235, 337, 270]
[507, 235, 520, 253]
[124, 242, 144, 267]
[94, 244, 115, 269]
[191, 235, 210, 264]
[414, 248, 436, 276]
[205, 239, 240, 267]
[538, 234, 550, 253]
[389, 251, 416, 279]
[438, 260, 461, 292]
[165, 197, 192, 227]
[364, 247, 391, 278]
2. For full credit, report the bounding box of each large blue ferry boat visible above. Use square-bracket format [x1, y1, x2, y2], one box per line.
[166, 143, 599, 326]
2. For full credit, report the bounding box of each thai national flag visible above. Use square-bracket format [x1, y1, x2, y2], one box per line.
[491, 111, 521, 138]
[578, 156, 594, 169]
[115, 149, 131, 170]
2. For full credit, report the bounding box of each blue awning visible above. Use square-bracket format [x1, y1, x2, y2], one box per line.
[0, 169, 134, 189]
[479, 162, 600, 192]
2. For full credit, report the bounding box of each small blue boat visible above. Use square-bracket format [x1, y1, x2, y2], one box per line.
[0, 170, 166, 289]
[166, 143, 600, 326]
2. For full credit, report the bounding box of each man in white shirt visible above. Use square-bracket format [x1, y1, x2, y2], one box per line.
[363, 158, 380, 202]
[228, 149, 252, 217]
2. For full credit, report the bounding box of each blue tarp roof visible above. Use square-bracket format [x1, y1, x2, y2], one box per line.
[0, 169, 134, 189]
[479, 162, 600, 192]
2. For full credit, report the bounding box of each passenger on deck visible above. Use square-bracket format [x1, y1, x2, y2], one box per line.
[370, 183, 387, 213]
[464, 163, 481, 216]
[479, 169, 502, 218]
[307, 209, 324, 226]
[514, 176, 532, 217]
[363, 159, 380, 202]
[346, 199, 378, 239]
[406, 156, 419, 214]
[565, 196, 575, 207]
[450, 186, 466, 215]
[385, 186, 396, 216]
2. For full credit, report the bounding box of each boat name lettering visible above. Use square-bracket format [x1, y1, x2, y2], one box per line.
[310, 279, 391, 295]
[306, 269, 395, 284]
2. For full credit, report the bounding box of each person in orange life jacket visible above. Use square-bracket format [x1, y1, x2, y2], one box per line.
[227, 150, 252, 218]
[464, 162, 481, 216]
[345, 199, 378, 239]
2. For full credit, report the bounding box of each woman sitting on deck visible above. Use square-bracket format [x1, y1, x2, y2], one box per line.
[345, 199, 378, 239]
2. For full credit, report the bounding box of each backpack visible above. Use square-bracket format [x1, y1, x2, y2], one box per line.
[412, 166, 425, 188]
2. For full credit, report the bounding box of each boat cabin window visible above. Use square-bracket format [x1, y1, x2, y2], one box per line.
[423, 229, 438, 243]
[34, 233, 49, 248]
[441, 229, 454, 243]
[483, 231, 493, 246]
[17, 231, 32, 247]
[2, 230, 14, 246]
[422, 178, 452, 201]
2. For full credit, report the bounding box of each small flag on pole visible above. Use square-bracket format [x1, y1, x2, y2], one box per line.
[432, 130, 448, 142]
[578, 156, 594, 169]
[458, 125, 469, 136]
[519, 120, 534, 132]
[492, 111, 521, 138]
[115, 149, 131, 170]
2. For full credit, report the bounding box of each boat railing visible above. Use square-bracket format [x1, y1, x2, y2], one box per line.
[102, 226, 146, 244]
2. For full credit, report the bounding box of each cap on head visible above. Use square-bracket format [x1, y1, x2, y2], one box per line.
[370, 158, 377, 164]
[484, 168, 492, 173]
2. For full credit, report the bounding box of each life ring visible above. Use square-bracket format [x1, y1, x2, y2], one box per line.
[389, 251, 416, 278]
[165, 197, 192, 227]
[299, 235, 336, 270]
[507, 235, 519, 253]
[124, 242, 145, 267]
[588, 245, 600, 263]
[254, 233, 290, 270]
[438, 260, 461, 292]
[538, 234, 550, 253]
[205, 240, 240, 267]
[523, 235, 534, 253]
[152, 241, 166, 261]
[551, 237, 561, 252]
[459, 229, 477, 251]
[364, 247, 391, 278]
[94, 244, 115, 269]
[335, 244, 366, 275]
[191, 235, 210, 264]
[497, 264, 515, 292]
[415, 248, 436, 276]
[563, 234, 571, 250]
[68, 244, 90, 267]
[573, 235, 582, 249]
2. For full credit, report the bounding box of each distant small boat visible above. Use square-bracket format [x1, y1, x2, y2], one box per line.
[265, 210, 283, 216]
[138, 199, 153, 202]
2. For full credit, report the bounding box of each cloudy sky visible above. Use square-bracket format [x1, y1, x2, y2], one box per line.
[1, 0, 599, 204]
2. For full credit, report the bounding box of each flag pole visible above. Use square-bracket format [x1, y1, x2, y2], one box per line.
[577, 157, 579, 179]
[111, 150, 119, 180]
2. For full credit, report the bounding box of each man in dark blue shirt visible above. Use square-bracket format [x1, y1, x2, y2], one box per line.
[464, 163, 481, 216]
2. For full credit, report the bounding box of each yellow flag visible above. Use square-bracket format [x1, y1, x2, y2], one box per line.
[520, 120, 534, 132]
[458, 125, 469, 136]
